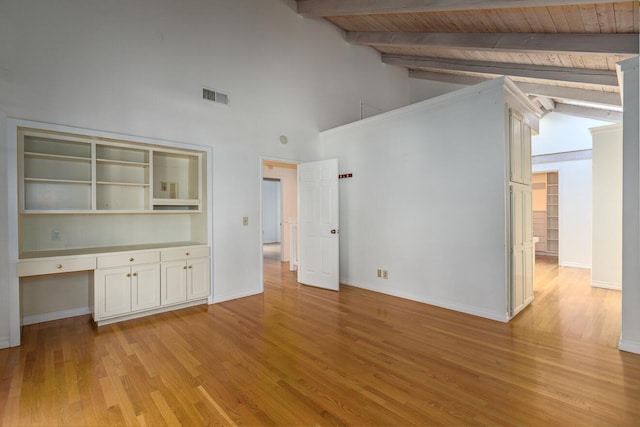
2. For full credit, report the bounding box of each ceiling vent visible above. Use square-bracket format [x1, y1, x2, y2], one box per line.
[202, 88, 229, 105]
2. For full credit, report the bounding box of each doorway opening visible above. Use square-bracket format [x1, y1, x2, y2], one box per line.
[532, 171, 559, 264]
[262, 178, 282, 261]
[261, 159, 299, 274]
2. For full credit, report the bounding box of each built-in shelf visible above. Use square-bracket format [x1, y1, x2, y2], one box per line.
[545, 172, 559, 256]
[19, 128, 202, 213]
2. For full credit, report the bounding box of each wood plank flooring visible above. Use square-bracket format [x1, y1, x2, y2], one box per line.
[2, 257, 640, 426]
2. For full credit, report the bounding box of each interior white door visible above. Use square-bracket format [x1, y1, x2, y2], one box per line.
[298, 159, 339, 290]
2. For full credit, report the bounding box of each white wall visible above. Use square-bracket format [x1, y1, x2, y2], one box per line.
[532, 112, 610, 268]
[0, 0, 410, 346]
[409, 78, 465, 104]
[591, 124, 623, 290]
[532, 113, 608, 155]
[620, 57, 640, 354]
[319, 80, 511, 321]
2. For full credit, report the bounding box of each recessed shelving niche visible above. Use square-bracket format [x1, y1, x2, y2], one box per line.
[18, 128, 203, 214]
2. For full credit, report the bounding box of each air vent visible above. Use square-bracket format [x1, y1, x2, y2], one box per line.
[203, 88, 229, 105]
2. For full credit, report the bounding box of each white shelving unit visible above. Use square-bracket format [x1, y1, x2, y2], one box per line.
[18, 128, 202, 213]
[96, 144, 150, 211]
[546, 172, 559, 255]
[21, 133, 93, 212]
[9, 120, 212, 345]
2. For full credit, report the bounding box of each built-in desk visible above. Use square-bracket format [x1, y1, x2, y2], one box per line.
[17, 242, 211, 326]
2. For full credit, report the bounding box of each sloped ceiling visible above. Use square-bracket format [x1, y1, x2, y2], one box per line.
[297, 0, 640, 122]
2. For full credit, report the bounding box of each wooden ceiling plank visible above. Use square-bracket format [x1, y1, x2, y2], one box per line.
[595, 3, 617, 33]
[548, 5, 572, 32]
[383, 54, 619, 86]
[579, 4, 603, 33]
[634, 1, 639, 32]
[346, 32, 640, 55]
[613, 2, 635, 32]
[297, 0, 634, 17]
[563, 5, 588, 32]
[486, 8, 511, 32]
[522, 7, 547, 32]
[533, 8, 559, 33]
[497, 8, 531, 32]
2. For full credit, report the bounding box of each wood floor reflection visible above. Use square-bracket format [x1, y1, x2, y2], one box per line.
[1, 257, 639, 426]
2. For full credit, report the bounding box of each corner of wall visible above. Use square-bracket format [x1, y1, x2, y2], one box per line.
[0, 111, 10, 347]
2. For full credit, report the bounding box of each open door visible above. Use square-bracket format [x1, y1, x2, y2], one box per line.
[298, 159, 339, 291]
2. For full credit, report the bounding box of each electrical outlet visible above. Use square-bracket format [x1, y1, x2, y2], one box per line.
[51, 230, 60, 241]
[242, 216, 249, 226]
[377, 269, 382, 278]
[382, 270, 388, 279]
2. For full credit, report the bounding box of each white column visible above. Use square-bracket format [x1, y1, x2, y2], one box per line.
[620, 56, 640, 354]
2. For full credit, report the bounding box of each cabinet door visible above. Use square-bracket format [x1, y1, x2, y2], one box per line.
[187, 257, 210, 300]
[509, 111, 533, 185]
[95, 266, 131, 319]
[161, 260, 187, 305]
[131, 264, 160, 312]
[510, 111, 523, 184]
[510, 187, 534, 317]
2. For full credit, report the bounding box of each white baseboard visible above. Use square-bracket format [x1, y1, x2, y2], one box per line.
[22, 306, 92, 326]
[559, 261, 592, 269]
[591, 281, 622, 291]
[619, 338, 640, 354]
[341, 280, 509, 323]
[212, 289, 263, 304]
[0, 336, 10, 349]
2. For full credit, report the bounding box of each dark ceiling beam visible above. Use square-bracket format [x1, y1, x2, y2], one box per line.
[385, 54, 619, 87]
[408, 70, 623, 107]
[298, 0, 633, 17]
[347, 32, 639, 56]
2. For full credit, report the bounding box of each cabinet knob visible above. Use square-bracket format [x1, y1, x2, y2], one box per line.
[129, 257, 135, 262]
[183, 266, 187, 270]
[56, 264, 62, 269]
[186, 252, 190, 256]
[188, 265, 192, 269]
[126, 273, 131, 277]
[133, 273, 137, 277]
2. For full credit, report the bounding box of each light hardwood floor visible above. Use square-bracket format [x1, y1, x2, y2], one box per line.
[1, 257, 639, 426]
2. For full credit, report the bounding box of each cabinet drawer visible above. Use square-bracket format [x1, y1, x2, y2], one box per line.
[97, 251, 160, 269]
[161, 246, 209, 262]
[17, 256, 96, 277]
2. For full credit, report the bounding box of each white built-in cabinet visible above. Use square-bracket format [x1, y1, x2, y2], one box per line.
[91, 245, 210, 324]
[15, 123, 211, 328]
[94, 251, 161, 321]
[161, 247, 211, 305]
[508, 108, 535, 317]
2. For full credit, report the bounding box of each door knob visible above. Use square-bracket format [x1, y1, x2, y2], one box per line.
[330, 229, 338, 234]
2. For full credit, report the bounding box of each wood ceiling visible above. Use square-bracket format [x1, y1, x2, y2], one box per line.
[297, 0, 640, 122]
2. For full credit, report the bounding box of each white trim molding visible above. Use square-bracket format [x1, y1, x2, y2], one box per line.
[22, 307, 92, 326]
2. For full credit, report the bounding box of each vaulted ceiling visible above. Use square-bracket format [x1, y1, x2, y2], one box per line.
[297, 0, 640, 122]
